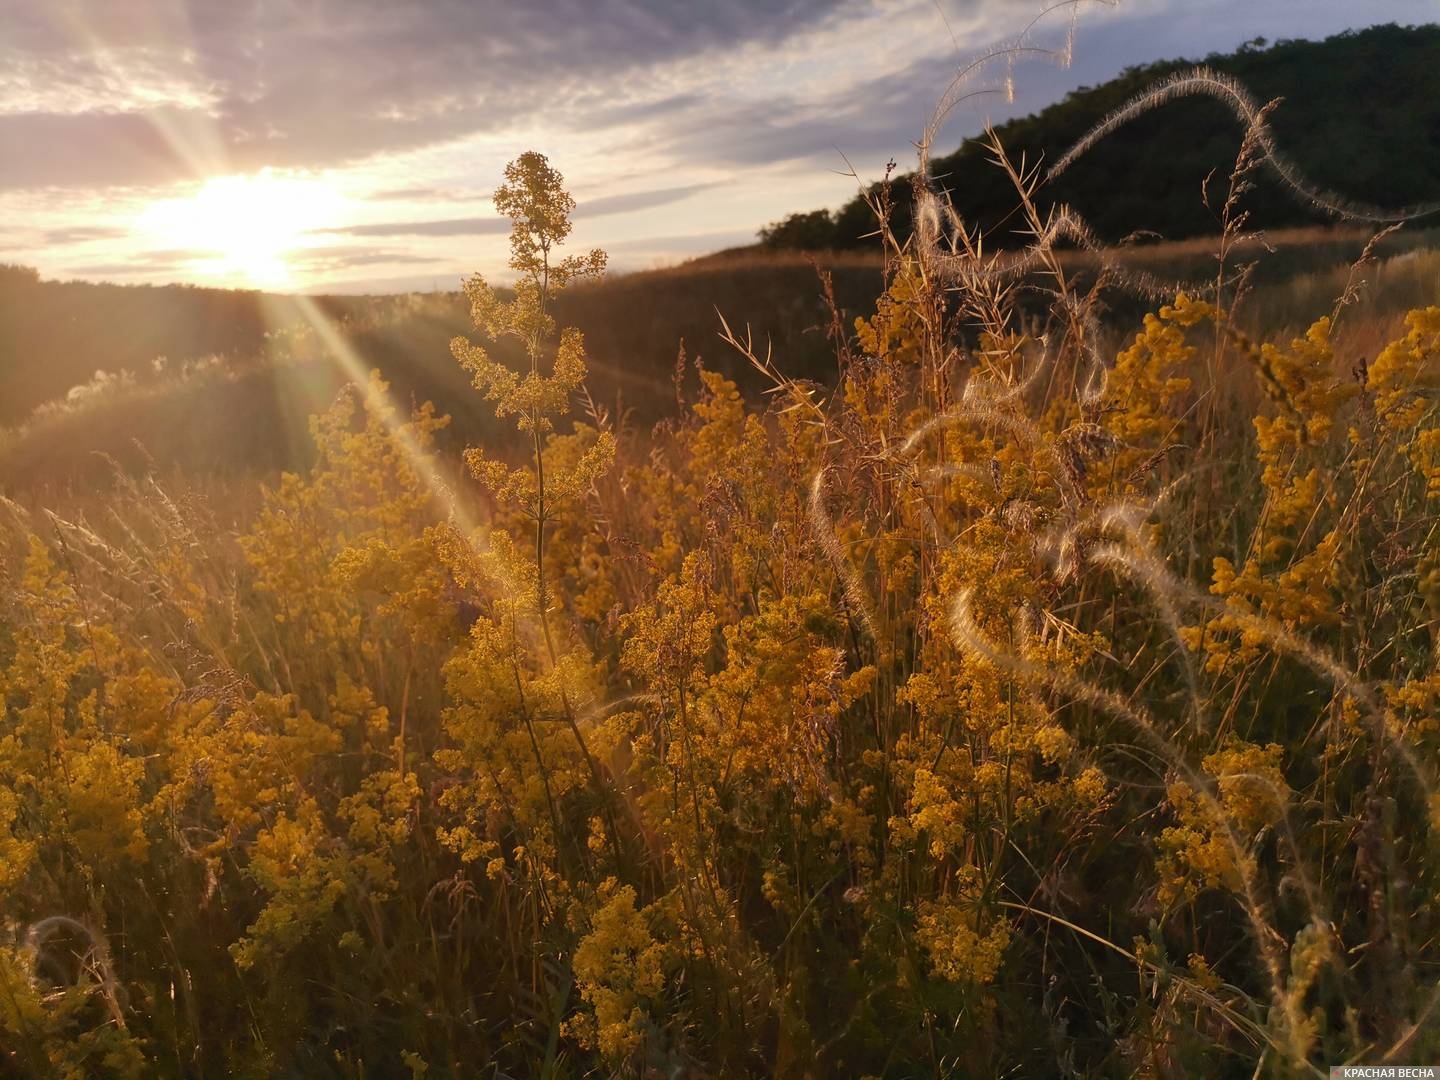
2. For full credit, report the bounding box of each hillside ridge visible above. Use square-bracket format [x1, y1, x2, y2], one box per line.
[757, 23, 1440, 251]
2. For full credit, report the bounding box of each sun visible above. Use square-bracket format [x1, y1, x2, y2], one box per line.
[139, 169, 343, 287]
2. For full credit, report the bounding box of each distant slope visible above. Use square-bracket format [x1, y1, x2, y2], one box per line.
[0, 255, 890, 486]
[759, 23, 1440, 250]
[7, 226, 1440, 491]
[0, 264, 353, 427]
[0, 257, 884, 431]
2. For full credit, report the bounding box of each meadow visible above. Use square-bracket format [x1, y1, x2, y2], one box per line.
[1, 60, 1439, 1080]
[4, 227, 1437, 496]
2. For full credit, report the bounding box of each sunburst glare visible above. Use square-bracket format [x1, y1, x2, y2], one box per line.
[139, 169, 344, 287]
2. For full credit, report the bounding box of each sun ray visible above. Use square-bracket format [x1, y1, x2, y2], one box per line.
[266, 291, 558, 650]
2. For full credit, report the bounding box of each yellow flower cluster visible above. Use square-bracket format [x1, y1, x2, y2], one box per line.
[4, 150, 1438, 1077]
[915, 896, 1011, 986]
[1159, 740, 1290, 904]
[1183, 316, 1358, 672]
[566, 881, 668, 1058]
[1367, 306, 1440, 498]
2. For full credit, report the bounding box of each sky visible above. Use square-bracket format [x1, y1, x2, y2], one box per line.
[2, 0, 1435, 294]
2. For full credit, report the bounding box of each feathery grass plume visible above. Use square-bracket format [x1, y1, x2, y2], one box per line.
[1089, 537, 1437, 799]
[807, 467, 877, 639]
[945, 587, 1319, 1068]
[24, 916, 127, 1029]
[1050, 65, 1440, 224]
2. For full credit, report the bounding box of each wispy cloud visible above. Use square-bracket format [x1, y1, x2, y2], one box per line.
[0, 0, 866, 189]
[293, 249, 449, 270]
[41, 224, 130, 246]
[329, 182, 723, 239]
[332, 217, 511, 239]
[67, 248, 209, 278]
[367, 185, 487, 202]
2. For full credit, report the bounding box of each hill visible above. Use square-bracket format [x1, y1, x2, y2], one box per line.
[5, 226, 1439, 492]
[758, 23, 1440, 251]
[0, 254, 885, 488]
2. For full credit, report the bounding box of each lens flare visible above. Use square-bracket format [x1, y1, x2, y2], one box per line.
[139, 169, 343, 287]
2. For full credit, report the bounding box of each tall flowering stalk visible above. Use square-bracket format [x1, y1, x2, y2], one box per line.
[439, 153, 619, 894]
[450, 151, 612, 649]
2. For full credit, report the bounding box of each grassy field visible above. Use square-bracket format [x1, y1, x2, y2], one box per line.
[4, 225, 1438, 495]
[0, 254, 887, 492]
[2, 81, 1439, 1077]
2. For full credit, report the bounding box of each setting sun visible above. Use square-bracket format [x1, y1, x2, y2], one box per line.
[138, 169, 343, 287]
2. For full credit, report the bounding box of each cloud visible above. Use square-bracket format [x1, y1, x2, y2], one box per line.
[334, 218, 511, 239]
[304, 271, 468, 296]
[5, 0, 1391, 194]
[604, 228, 758, 255]
[62, 263, 153, 278]
[63, 262, 162, 278]
[581, 182, 722, 217]
[329, 181, 721, 238]
[292, 249, 449, 269]
[0, 106, 222, 188]
[66, 248, 207, 277]
[65, 245, 446, 282]
[0, 0, 867, 189]
[41, 224, 129, 245]
[366, 185, 485, 202]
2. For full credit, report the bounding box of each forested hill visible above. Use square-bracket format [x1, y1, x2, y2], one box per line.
[758, 23, 1440, 251]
